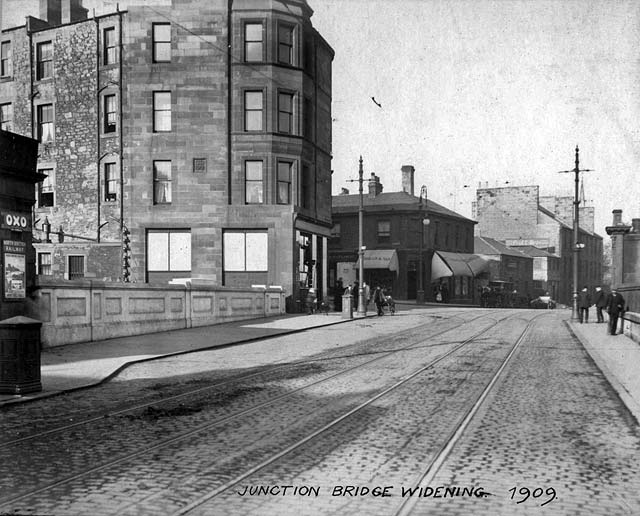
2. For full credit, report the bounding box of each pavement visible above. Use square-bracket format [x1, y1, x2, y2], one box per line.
[1, 307, 640, 426]
[567, 317, 640, 424]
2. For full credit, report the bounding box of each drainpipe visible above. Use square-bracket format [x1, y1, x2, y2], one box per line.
[118, 6, 124, 236]
[28, 23, 35, 140]
[227, 0, 233, 205]
[95, 12, 101, 242]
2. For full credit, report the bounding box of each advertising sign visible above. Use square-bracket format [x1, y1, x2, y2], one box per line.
[0, 211, 31, 232]
[3, 240, 26, 300]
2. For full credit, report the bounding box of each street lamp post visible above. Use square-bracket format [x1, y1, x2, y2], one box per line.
[357, 157, 366, 315]
[417, 185, 430, 304]
[559, 145, 592, 321]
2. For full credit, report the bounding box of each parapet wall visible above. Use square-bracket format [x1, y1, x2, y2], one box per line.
[32, 278, 286, 348]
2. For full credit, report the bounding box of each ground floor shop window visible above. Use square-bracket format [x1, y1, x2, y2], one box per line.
[223, 230, 267, 272]
[146, 230, 191, 282]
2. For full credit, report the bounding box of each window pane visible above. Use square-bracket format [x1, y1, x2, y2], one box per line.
[277, 182, 290, 204]
[245, 42, 262, 61]
[245, 232, 268, 270]
[246, 111, 262, 131]
[147, 232, 169, 271]
[246, 161, 262, 180]
[245, 91, 262, 110]
[154, 24, 171, 41]
[154, 182, 171, 203]
[245, 24, 262, 41]
[155, 111, 171, 131]
[155, 43, 171, 62]
[169, 232, 191, 271]
[154, 92, 171, 110]
[224, 232, 245, 271]
[278, 162, 291, 181]
[279, 93, 292, 112]
[245, 182, 263, 204]
[153, 161, 171, 180]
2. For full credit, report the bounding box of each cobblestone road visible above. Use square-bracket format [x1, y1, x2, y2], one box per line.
[1, 309, 638, 516]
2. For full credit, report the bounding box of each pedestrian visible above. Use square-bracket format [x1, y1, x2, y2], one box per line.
[305, 288, 317, 315]
[363, 282, 371, 311]
[578, 286, 591, 323]
[352, 279, 359, 307]
[441, 282, 450, 303]
[334, 277, 343, 312]
[593, 286, 606, 323]
[373, 286, 384, 316]
[606, 288, 626, 335]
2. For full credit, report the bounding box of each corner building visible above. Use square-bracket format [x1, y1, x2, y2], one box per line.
[0, 0, 333, 304]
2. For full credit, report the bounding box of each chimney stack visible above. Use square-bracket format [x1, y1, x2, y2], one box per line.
[368, 173, 383, 198]
[632, 219, 640, 233]
[39, 0, 61, 25]
[62, 0, 89, 24]
[401, 165, 415, 196]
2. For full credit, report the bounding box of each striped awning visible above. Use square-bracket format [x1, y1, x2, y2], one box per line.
[431, 251, 491, 279]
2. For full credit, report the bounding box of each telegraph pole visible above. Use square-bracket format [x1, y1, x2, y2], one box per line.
[347, 156, 366, 316]
[559, 145, 592, 321]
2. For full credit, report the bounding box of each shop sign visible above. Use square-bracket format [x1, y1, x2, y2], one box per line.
[3, 240, 26, 299]
[1, 211, 31, 232]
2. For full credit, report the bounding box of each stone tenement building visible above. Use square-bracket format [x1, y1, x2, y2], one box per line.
[473, 185, 603, 305]
[0, 0, 333, 305]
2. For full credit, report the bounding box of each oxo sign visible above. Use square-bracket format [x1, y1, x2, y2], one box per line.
[1, 212, 30, 231]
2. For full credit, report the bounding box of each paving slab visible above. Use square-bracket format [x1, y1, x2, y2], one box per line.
[567, 318, 640, 424]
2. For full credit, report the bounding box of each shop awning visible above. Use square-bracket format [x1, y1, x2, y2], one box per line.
[356, 249, 399, 271]
[431, 251, 491, 279]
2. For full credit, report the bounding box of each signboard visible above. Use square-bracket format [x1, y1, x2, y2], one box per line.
[3, 240, 26, 300]
[1, 211, 31, 232]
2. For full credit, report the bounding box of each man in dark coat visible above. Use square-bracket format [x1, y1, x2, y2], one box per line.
[593, 286, 606, 323]
[578, 286, 591, 323]
[373, 286, 384, 316]
[606, 288, 626, 335]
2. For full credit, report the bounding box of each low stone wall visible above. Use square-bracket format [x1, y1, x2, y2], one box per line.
[622, 312, 640, 344]
[32, 278, 286, 348]
[617, 286, 640, 344]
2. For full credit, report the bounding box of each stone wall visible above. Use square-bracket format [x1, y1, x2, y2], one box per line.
[33, 277, 285, 347]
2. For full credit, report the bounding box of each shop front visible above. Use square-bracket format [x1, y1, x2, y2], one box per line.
[431, 251, 491, 304]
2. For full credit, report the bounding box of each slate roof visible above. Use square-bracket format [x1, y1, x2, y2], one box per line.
[474, 236, 532, 259]
[511, 245, 559, 258]
[332, 191, 475, 223]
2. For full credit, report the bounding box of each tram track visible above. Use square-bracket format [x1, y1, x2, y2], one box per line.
[170, 313, 542, 516]
[0, 309, 486, 448]
[0, 311, 512, 512]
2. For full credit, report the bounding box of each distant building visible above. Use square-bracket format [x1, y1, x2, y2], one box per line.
[510, 245, 561, 300]
[0, 0, 333, 308]
[329, 166, 478, 302]
[474, 185, 603, 305]
[474, 236, 533, 298]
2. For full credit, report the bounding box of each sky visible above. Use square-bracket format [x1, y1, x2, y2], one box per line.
[3, 0, 640, 235]
[309, 0, 640, 235]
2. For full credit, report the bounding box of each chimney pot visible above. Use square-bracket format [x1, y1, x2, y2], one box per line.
[612, 209, 623, 225]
